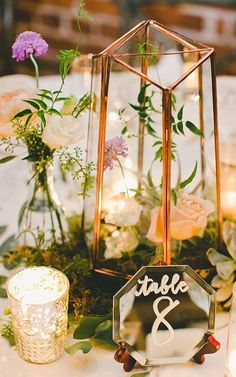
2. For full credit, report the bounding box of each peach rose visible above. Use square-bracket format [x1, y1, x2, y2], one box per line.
[146, 194, 215, 243]
[0, 88, 34, 137]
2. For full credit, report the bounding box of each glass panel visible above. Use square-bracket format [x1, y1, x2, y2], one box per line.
[169, 56, 219, 267]
[114, 266, 215, 366]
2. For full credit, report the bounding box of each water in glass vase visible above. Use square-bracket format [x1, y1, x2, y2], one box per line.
[18, 162, 68, 248]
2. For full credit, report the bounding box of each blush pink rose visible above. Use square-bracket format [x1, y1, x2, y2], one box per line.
[0, 88, 34, 137]
[146, 194, 215, 243]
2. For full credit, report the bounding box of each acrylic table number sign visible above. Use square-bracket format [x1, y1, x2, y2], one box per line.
[113, 266, 220, 371]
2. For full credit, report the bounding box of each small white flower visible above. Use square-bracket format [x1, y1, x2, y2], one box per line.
[42, 114, 83, 149]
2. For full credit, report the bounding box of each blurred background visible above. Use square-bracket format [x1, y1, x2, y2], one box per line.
[1, 0, 236, 76]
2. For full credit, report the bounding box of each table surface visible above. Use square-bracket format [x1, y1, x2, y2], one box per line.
[0, 73, 235, 377]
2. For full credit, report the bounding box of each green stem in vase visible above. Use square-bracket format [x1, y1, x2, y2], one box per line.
[29, 53, 39, 88]
[117, 157, 129, 197]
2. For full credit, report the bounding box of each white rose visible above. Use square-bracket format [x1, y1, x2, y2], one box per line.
[104, 228, 139, 259]
[42, 114, 83, 149]
[104, 194, 142, 227]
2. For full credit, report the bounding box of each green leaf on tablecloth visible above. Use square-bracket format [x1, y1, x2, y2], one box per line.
[73, 315, 110, 339]
[65, 341, 92, 355]
[0, 156, 17, 164]
[0, 235, 15, 256]
[2, 333, 15, 347]
[94, 319, 115, 346]
[0, 276, 7, 286]
[0, 288, 7, 298]
[130, 373, 150, 377]
[1, 323, 15, 346]
[3, 307, 11, 315]
[0, 226, 7, 236]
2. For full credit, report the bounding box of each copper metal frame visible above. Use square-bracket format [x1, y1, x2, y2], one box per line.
[90, 20, 222, 275]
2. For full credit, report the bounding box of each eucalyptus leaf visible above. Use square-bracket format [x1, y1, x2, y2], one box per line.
[121, 126, 128, 135]
[0, 156, 16, 164]
[138, 84, 150, 104]
[13, 108, 32, 119]
[2, 333, 15, 346]
[0, 288, 7, 298]
[186, 121, 204, 137]
[0, 235, 15, 256]
[0, 276, 7, 285]
[177, 105, 184, 120]
[147, 170, 154, 188]
[130, 373, 150, 377]
[73, 315, 110, 339]
[31, 98, 47, 110]
[177, 121, 184, 135]
[37, 109, 46, 126]
[180, 161, 197, 189]
[48, 108, 63, 117]
[23, 99, 40, 110]
[0, 226, 7, 235]
[65, 341, 92, 355]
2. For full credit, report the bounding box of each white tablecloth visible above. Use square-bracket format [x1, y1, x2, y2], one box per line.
[0, 74, 235, 377]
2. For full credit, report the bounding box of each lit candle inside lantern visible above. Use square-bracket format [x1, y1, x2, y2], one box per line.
[220, 142, 236, 219]
[227, 349, 236, 376]
[7, 266, 69, 364]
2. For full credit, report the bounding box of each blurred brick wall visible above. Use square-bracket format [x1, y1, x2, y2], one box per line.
[1, 0, 122, 75]
[1, 0, 236, 76]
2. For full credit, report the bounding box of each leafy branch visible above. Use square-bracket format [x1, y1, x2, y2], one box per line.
[59, 147, 95, 198]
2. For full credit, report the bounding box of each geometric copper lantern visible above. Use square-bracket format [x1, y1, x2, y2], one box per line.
[84, 20, 222, 276]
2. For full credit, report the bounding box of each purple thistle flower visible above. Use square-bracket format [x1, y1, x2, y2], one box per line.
[104, 136, 128, 170]
[12, 31, 48, 62]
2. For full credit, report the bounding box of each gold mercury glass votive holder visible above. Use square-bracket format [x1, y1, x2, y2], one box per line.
[7, 266, 69, 364]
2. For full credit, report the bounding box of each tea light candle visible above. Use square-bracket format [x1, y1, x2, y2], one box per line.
[220, 142, 236, 219]
[7, 266, 69, 364]
[227, 349, 236, 376]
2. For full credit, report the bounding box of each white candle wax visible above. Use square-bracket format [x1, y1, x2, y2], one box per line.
[228, 349, 236, 377]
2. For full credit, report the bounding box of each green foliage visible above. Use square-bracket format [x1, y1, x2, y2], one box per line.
[0, 235, 15, 256]
[0, 156, 16, 164]
[171, 105, 203, 137]
[180, 161, 198, 189]
[0, 276, 7, 285]
[59, 147, 95, 197]
[74, 315, 111, 339]
[131, 373, 150, 377]
[138, 41, 159, 65]
[72, 92, 92, 118]
[129, 84, 160, 137]
[1, 322, 15, 346]
[0, 288, 7, 298]
[65, 341, 92, 355]
[58, 49, 79, 84]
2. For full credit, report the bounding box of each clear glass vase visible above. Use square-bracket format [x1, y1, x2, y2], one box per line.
[18, 162, 68, 248]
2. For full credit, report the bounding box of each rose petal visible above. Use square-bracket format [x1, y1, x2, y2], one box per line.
[146, 207, 163, 243]
[171, 219, 204, 240]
